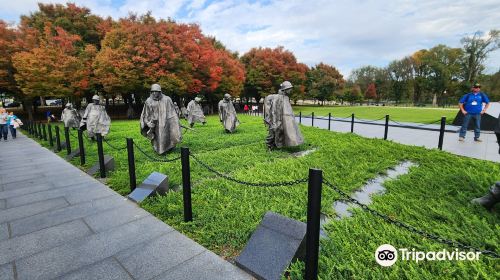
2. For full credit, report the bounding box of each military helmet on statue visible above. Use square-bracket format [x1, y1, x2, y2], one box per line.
[224, 93, 231, 99]
[151, 83, 162, 92]
[280, 81, 293, 91]
[92, 95, 100, 101]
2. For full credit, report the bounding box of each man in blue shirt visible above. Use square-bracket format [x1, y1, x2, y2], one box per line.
[458, 83, 490, 142]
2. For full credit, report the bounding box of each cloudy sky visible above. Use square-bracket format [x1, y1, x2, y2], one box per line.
[1, 0, 499, 77]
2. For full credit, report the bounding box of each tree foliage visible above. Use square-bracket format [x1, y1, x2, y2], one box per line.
[240, 46, 308, 103]
[93, 15, 244, 102]
[461, 30, 500, 84]
[306, 63, 344, 103]
[365, 83, 377, 100]
[0, 21, 19, 95]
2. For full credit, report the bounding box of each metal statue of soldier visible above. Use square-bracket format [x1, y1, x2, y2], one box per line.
[263, 81, 304, 150]
[61, 103, 80, 129]
[140, 84, 182, 154]
[218, 93, 239, 133]
[80, 95, 111, 139]
[173, 102, 181, 118]
[187, 97, 206, 127]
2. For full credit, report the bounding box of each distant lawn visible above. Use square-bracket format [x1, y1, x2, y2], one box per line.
[292, 106, 458, 124]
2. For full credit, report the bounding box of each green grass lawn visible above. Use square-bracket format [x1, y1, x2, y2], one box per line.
[30, 115, 499, 279]
[293, 106, 458, 124]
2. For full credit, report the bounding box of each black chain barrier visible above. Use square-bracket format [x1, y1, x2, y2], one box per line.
[190, 153, 308, 187]
[390, 118, 442, 127]
[323, 179, 499, 258]
[133, 142, 181, 162]
[354, 116, 387, 124]
[103, 137, 127, 150]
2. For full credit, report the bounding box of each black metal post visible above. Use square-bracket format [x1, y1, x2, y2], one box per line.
[181, 147, 193, 222]
[351, 113, 355, 133]
[64, 127, 71, 155]
[38, 122, 42, 139]
[438, 116, 446, 150]
[311, 112, 315, 127]
[305, 168, 322, 280]
[42, 124, 47, 141]
[48, 124, 53, 146]
[127, 138, 136, 191]
[55, 126, 61, 152]
[96, 133, 106, 178]
[328, 113, 331, 131]
[384, 115, 389, 140]
[78, 129, 85, 165]
[28, 121, 32, 134]
[299, 111, 302, 124]
[34, 122, 38, 138]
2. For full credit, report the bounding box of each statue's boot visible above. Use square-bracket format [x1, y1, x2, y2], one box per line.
[472, 182, 500, 211]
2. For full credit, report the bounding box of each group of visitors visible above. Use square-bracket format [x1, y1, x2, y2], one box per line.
[0, 108, 22, 141]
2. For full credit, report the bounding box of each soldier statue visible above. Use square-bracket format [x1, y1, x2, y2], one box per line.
[187, 97, 206, 127]
[472, 182, 500, 211]
[140, 84, 182, 154]
[61, 103, 80, 129]
[263, 81, 304, 150]
[218, 94, 239, 133]
[80, 95, 111, 139]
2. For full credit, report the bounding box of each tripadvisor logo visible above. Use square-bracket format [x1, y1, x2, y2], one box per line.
[375, 244, 481, 267]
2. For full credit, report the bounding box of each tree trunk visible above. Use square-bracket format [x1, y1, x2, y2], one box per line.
[22, 98, 34, 121]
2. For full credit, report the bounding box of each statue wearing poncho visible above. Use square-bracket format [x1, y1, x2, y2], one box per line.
[264, 81, 304, 149]
[218, 94, 239, 133]
[61, 103, 80, 128]
[187, 97, 206, 127]
[80, 96, 111, 137]
[140, 84, 182, 154]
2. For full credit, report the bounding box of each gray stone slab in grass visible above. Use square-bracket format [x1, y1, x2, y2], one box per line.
[0, 220, 92, 265]
[59, 258, 133, 280]
[0, 223, 8, 242]
[154, 250, 252, 280]
[0, 197, 68, 224]
[128, 172, 168, 203]
[0, 263, 14, 280]
[15, 216, 172, 280]
[115, 231, 205, 280]
[9, 195, 122, 237]
[235, 211, 306, 280]
[84, 204, 149, 233]
[86, 155, 115, 176]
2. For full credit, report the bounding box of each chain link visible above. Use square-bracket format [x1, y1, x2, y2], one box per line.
[190, 153, 308, 187]
[103, 137, 127, 150]
[323, 179, 499, 258]
[133, 142, 181, 162]
[389, 118, 442, 127]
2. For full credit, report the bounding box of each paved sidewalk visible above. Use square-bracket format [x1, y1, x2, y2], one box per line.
[297, 116, 499, 163]
[0, 132, 252, 280]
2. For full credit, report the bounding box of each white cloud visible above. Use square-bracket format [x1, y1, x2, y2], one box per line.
[0, 0, 499, 76]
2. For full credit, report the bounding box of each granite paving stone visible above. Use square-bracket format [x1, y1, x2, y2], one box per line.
[115, 231, 206, 280]
[16, 216, 172, 280]
[0, 183, 55, 200]
[0, 263, 15, 280]
[58, 258, 133, 280]
[0, 197, 69, 224]
[84, 203, 149, 233]
[0, 223, 9, 241]
[9, 195, 121, 237]
[0, 199, 5, 209]
[154, 250, 253, 280]
[0, 220, 92, 265]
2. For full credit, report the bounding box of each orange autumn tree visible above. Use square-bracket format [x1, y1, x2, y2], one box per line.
[365, 83, 377, 101]
[94, 14, 244, 105]
[12, 22, 93, 118]
[240, 46, 308, 104]
[0, 20, 19, 96]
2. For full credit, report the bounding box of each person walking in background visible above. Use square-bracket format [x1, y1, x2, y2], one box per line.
[458, 83, 490, 142]
[0, 108, 8, 141]
[244, 104, 249, 114]
[7, 111, 21, 139]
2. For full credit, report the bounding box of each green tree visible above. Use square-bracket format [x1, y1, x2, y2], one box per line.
[461, 30, 500, 84]
[306, 63, 344, 104]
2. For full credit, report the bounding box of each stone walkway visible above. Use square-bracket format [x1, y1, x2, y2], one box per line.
[298, 116, 499, 163]
[0, 132, 252, 280]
